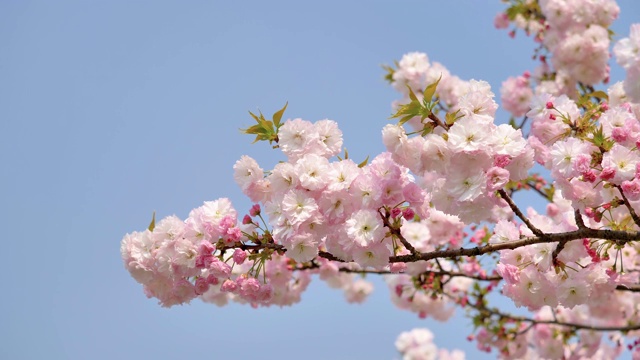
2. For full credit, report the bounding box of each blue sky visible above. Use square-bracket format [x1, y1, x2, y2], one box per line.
[1, 1, 639, 359]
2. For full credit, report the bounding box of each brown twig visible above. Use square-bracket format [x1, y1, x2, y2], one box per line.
[498, 189, 544, 236]
[474, 302, 640, 332]
[390, 227, 640, 263]
[378, 207, 417, 255]
[428, 113, 450, 131]
[615, 185, 640, 228]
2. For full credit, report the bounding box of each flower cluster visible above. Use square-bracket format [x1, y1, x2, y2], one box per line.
[498, 0, 619, 95]
[383, 79, 533, 224]
[119, 198, 312, 308]
[236, 118, 435, 269]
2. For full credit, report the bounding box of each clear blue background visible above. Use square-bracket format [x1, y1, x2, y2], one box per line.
[1, 1, 638, 359]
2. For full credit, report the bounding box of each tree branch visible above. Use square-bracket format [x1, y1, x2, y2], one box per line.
[378, 207, 417, 255]
[390, 227, 640, 263]
[523, 181, 550, 201]
[475, 303, 640, 332]
[498, 189, 544, 236]
[294, 262, 502, 281]
[615, 185, 640, 228]
[428, 113, 450, 131]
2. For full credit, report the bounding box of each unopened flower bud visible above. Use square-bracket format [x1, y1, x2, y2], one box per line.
[233, 249, 247, 265]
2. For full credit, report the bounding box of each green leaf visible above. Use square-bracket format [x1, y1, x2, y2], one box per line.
[445, 109, 462, 126]
[272, 102, 288, 127]
[390, 102, 420, 122]
[242, 124, 264, 135]
[256, 111, 272, 129]
[382, 64, 395, 84]
[148, 211, 156, 232]
[420, 123, 434, 136]
[505, 6, 520, 20]
[592, 125, 605, 146]
[248, 110, 261, 123]
[423, 75, 442, 103]
[358, 155, 369, 168]
[398, 115, 415, 126]
[590, 90, 609, 101]
[406, 85, 419, 103]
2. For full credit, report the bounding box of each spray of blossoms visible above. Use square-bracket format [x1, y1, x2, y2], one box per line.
[122, 1, 640, 358]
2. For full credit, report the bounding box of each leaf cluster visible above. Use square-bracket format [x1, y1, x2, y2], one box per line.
[390, 77, 441, 128]
[503, 0, 543, 22]
[241, 102, 288, 145]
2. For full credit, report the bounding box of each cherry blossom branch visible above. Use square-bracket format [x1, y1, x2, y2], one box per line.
[232, 242, 346, 263]
[378, 207, 417, 254]
[552, 210, 585, 264]
[615, 185, 640, 228]
[524, 180, 550, 201]
[318, 251, 345, 262]
[428, 113, 450, 131]
[235, 226, 639, 266]
[574, 209, 586, 229]
[390, 227, 640, 263]
[517, 115, 528, 130]
[498, 189, 544, 236]
[472, 302, 640, 332]
[242, 239, 640, 293]
[294, 261, 502, 281]
[616, 285, 640, 292]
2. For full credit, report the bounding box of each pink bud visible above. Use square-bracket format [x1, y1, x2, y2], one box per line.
[206, 274, 219, 285]
[584, 207, 595, 218]
[402, 208, 415, 220]
[390, 207, 402, 218]
[594, 212, 603, 223]
[546, 101, 554, 109]
[198, 240, 216, 256]
[582, 170, 597, 183]
[600, 167, 616, 181]
[209, 258, 232, 278]
[242, 214, 252, 225]
[195, 255, 206, 268]
[220, 279, 238, 293]
[225, 227, 242, 243]
[239, 277, 261, 299]
[250, 204, 261, 217]
[233, 249, 247, 265]
[195, 277, 210, 295]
